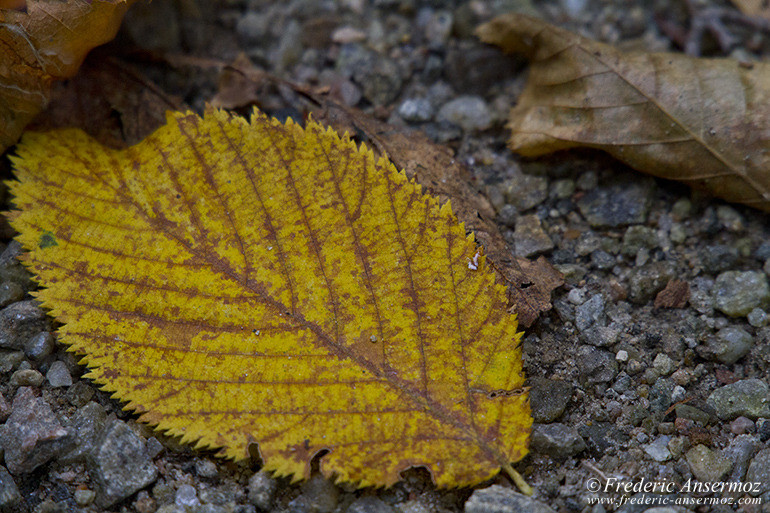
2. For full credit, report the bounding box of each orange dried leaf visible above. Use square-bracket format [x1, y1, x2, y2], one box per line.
[0, 0, 134, 153]
[477, 14, 770, 212]
[7, 109, 531, 488]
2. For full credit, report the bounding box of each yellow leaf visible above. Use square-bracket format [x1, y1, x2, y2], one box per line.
[7, 109, 530, 488]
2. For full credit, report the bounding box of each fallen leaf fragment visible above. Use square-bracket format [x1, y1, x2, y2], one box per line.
[0, 0, 135, 153]
[730, 0, 770, 21]
[8, 109, 531, 489]
[654, 279, 690, 309]
[306, 96, 563, 327]
[477, 13, 770, 212]
[30, 53, 180, 148]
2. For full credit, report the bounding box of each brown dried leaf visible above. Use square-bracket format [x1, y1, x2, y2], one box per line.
[306, 96, 563, 327]
[0, 0, 134, 153]
[477, 13, 770, 212]
[654, 279, 690, 309]
[30, 53, 180, 148]
[730, 0, 770, 20]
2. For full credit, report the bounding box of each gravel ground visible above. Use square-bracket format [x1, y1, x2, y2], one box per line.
[2, 0, 770, 512]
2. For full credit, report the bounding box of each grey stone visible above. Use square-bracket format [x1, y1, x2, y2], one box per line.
[621, 226, 657, 256]
[274, 20, 303, 71]
[236, 11, 268, 44]
[354, 55, 402, 106]
[89, 419, 158, 507]
[724, 434, 761, 481]
[528, 377, 572, 423]
[464, 484, 556, 513]
[643, 435, 671, 462]
[707, 379, 770, 420]
[346, 496, 397, 513]
[649, 378, 674, 413]
[699, 245, 738, 273]
[2, 387, 70, 474]
[652, 354, 675, 376]
[0, 466, 21, 513]
[397, 98, 434, 122]
[0, 301, 50, 350]
[578, 346, 617, 385]
[712, 326, 753, 364]
[582, 325, 620, 347]
[0, 283, 24, 310]
[746, 448, 770, 494]
[716, 205, 744, 231]
[497, 204, 518, 228]
[576, 173, 654, 227]
[65, 381, 95, 407]
[436, 96, 492, 131]
[575, 294, 605, 332]
[175, 484, 199, 508]
[0, 242, 34, 291]
[46, 361, 72, 387]
[74, 488, 96, 506]
[0, 350, 24, 374]
[675, 404, 711, 425]
[9, 368, 44, 387]
[194, 459, 218, 479]
[512, 214, 553, 258]
[713, 271, 770, 317]
[23, 332, 54, 361]
[530, 423, 586, 458]
[686, 445, 732, 482]
[502, 174, 549, 212]
[626, 261, 675, 305]
[60, 402, 108, 464]
[296, 474, 338, 513]
[747, 308, 768, 327]
[591, 250, 615, 270]
[248, 471, 277, 510]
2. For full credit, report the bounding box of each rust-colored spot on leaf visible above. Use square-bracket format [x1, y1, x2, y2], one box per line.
[7, 109, 531, 488]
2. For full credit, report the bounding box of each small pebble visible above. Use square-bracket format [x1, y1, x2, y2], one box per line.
[747, 308, 768, 327]
[175, 484, 199, 508]
[652, 353, 675, 376]
[23, 332, 54, 361]
[397, 98, 434, 123]
[686, 444, 732, 482]
[194, 459, 218, 479]
[435, 96, 492, 131]
[248, 471, 277, 510]
[10, 369, 44, 387]
[746, 448, 770, 494]
[643, 435, 671, 462]
[730, 416, 755, 435]
[711, 326, 753, 364]
[615, 350, 629, 362]
[707, 379, 770, 420]
[513, 214, 554, 258]
[46, 361, 72, 387]
[713, 271, 770, 317]
[465, 485, 556, 513]
[530, 423, 586, 458]
[74, 489, 96, 506]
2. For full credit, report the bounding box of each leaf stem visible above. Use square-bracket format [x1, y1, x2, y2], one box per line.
[503, 462, 533, 496]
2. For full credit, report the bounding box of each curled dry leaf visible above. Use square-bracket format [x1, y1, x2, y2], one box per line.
[0, 0, 135, 153]
[477, 13, 770, 212]
[8, 109, 531, 489]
